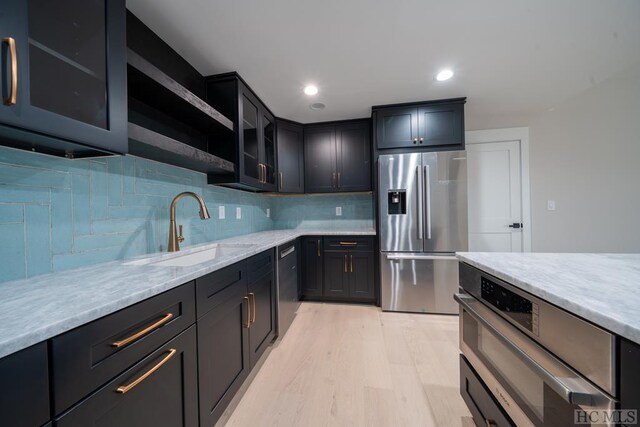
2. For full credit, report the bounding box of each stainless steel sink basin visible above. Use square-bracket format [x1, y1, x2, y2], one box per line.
[125, 243, 254, 267]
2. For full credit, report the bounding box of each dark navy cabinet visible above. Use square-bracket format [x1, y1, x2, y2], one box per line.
[0, 0, 127, 157]
[304, 119, 371, 193]
[0, 342, 50, 427]
[620, 338, 640, 423]
[373, 98, 465, 151]
[301, 237, 324, 297]
[276, 119, 305, 193]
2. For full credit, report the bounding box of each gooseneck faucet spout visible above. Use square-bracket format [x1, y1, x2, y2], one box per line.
[168, 192, 211, 252]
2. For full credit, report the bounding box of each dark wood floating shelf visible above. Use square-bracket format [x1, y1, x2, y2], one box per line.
[127, 49, 234, 134]
[128, 122, 235, 175]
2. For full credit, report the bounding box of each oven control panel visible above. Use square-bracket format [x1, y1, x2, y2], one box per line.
[481, 277, 539, 335]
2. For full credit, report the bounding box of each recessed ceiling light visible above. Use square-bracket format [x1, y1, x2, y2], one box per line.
[304, 85, 319, 96]
[310, 102, 325, 110]
[435, 69, 454, 81]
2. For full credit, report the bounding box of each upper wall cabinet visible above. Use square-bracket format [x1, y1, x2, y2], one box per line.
[304, 119, 372, 193]
[276, 119, 304, 193]
[206, 73, 277, 192]
[373, 98, 466, 151]
[126, 12, 234, 175]
[0, 0, 128, 157]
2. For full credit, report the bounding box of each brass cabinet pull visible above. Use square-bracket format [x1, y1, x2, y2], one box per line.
[485, 420, 498, 427]
[111, 313, 174, 348]
[339, 241, 357, 246]
[279, 172, 283, 190]
[344, 255, 347, 273]
[317, 239, 321, 257]
[243, 296, 250, 327]
[3, 37, 17, 106]
[350, 254, 353, 273]
[248, 292, 256, 324]
[332, 173, 336, 188]
[116, 348, 176, 394]
[262, 164, 267, 183]
[337, 172, 341, 188]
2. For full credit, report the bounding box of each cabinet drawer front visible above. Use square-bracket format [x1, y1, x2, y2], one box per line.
[0, 342, 50, 427]
[246, 249, 274, 284]
[55, 326, 198, 427]
[196, 261, 246, 318]
[51, 282, 196, 415]
[460, 355, 514, 427]
[324, 236, 374, 251]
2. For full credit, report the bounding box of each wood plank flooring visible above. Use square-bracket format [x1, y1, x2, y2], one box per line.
[221, 302, 474, 427]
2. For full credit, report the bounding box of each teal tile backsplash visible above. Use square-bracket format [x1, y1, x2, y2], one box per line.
[0, 146, 375, 283]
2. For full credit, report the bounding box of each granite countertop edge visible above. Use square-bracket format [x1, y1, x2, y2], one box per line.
[456, 252, 640, 346]
[0, 229, 375, 359]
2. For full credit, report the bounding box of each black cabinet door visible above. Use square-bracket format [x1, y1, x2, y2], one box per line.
[0, 0, 127, 154]
[301, 237, 323, 297]
[197, 280, 251, 427]
[276, 120, 304, 193]
[621, 338, 640, 420]
[248, 271, 276, 367]
[304, 125, 337, 193]
[324, 252, 349, 298]
[375, 106, 418, 149]
[261, 110, 278, 191]
[238, 86, 263, 189]
[417, 102, 464, 148]
[336, 121, 371, 192]
[0, 343, 50, 427]
[56, 326, 199, 427]
[348, 251, 375, 300]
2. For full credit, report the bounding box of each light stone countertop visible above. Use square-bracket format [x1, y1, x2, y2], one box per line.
[456, 252, 640, 345]
[0, 229, 375, 359]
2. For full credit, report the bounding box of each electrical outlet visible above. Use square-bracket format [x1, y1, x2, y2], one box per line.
[236, 207, 242, 219]
[336, 206, 342, 216]
[266, 208, 270, 218]
[547, 200, 556, 211]
[218, 205, 225, 219]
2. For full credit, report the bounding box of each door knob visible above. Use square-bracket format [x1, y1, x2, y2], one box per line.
[508, 223, 523, 229]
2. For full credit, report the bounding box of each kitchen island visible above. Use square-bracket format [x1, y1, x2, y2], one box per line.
[455, 252, 640, 427]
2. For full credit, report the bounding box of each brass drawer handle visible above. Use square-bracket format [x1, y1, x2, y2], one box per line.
[339, 241, 358, 246]
[249, 292, 256, 324]
[344, 254, 347, 273]
[485, 420, 498, 427]
[243, 296, 250, 328]
[116, 348, 176, 394]
[317, 239, 321, 257]
[350, 254, 353, 273]
[111, 313, 174, 348]
[3, 37, 17, 106]
[279, 172, 283, 190]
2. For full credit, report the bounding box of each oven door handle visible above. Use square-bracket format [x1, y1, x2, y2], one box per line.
[454, 294, 594, 406]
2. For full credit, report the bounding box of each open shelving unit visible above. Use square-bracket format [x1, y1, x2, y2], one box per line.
[126, 40, 236, 174]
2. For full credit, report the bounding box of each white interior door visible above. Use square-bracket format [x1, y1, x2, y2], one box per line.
[467, 141, 523, 252]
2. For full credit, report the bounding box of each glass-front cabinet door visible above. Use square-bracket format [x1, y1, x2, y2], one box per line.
[262, 112, 277, 190]
[0, 0, 127, 154]
[240, 92, 261, 185]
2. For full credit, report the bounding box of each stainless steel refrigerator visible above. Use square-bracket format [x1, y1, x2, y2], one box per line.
[379, 151, 467, 314]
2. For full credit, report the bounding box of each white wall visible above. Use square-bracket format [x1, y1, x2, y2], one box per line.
[528, 63, 640, 252]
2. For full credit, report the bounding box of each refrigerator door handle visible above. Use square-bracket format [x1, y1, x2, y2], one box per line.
[424, 165, 432, 240]
[417, 165, 424, 240]
[385, 254, 458, 261]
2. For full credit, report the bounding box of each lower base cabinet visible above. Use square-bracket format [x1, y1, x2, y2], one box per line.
[197, 249, 276, 426]
[302, 236, 375, 303]
[55, 326, 199, 427]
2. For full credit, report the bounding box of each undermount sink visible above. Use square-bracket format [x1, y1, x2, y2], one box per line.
[125, 243, 254, 267]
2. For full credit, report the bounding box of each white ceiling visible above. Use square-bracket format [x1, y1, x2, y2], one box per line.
[126, 0, 640, 129]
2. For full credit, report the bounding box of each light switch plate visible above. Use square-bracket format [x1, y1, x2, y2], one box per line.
[547, 200, 556, 211]
[236, 207, 242, 219]
[219, 205, 225, 219]
[336, 206, 342, 216]
[266, 208, 270, 218]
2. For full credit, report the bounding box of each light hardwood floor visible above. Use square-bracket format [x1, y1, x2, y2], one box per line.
[221, 302, 475, 427]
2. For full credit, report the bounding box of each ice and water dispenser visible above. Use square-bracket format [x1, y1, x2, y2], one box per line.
[387, 190, 406, 214]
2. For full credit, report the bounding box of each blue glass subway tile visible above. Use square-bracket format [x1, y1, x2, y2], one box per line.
[0, 163, 70, 189]
[0, 223, 26, 281]
[25, 204, 51, 277]
[0, 203, 24, 223]
[90, 161, 109, 220]
[51, 188, 73, 254]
